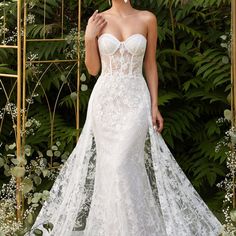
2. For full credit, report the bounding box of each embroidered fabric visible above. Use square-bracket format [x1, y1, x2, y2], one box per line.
[26, 33, 223, 236]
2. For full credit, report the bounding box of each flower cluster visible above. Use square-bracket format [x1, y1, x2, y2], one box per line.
[0, 27, 17, 45]
[26, 52, 42, 75]
[0, 110, 3, 119]
[215, 109, 236, 233]
[2, 102, 17, 118]
[0, 178, 24, 235]
[28, 0, 39, 9]
[0, 175, 51, 235]
[0, 139, 70, 234]
[27, 13, 36, 24]
[220, 33, 232, 58]
[25, 93, 39, 104]
[22, 117, 41, 136]
[64, 28, 85, 60]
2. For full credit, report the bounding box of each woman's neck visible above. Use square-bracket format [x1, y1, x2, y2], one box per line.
[109, 0, 135, 17]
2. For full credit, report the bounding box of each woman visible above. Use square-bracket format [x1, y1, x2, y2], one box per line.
[26, 0, 223, 235]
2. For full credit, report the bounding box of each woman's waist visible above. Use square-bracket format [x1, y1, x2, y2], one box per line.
[93, 73, 149, 97]
[97, 73, 147, 90]
[98, 72, 145, 80]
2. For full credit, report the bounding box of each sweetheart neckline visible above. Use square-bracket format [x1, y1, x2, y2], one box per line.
[98, 33, 147, 43]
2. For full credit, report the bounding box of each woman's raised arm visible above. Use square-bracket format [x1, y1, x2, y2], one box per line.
[84, 10, 107, 76]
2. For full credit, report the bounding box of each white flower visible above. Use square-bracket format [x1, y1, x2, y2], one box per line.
[80, 73, 86, 82]
[224, 109, 232, 121]
[220, 35, 227, 40]
[81, 84, 88, 91]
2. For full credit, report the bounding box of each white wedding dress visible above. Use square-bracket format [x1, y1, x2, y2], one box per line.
[26, 33, 223, 236]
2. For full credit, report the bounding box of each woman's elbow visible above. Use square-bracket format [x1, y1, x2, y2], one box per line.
[88, 68, 100, 76]
[85, 61, 100, 76]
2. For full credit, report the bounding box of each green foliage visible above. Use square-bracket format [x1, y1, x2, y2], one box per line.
[26, 104, 79, 148]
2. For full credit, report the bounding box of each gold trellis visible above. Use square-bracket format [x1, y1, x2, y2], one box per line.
[232, 0, 236, 208]
[0, 0, 81, 220]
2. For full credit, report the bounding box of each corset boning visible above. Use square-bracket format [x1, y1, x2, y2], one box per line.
[98, 33, 147, 78]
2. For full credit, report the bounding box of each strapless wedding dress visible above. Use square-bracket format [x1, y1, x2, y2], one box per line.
[26, 33, 223, 236]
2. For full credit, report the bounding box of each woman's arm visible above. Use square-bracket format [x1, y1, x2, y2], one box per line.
[143, 11, 164, 133]
[85, 10, 107, 76]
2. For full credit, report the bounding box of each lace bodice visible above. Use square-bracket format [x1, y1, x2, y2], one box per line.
[98, 33, 147, 77]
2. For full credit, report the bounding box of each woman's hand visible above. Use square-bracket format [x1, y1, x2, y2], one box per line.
[85, 10, 107, 40]
[151, 105, 164, 133]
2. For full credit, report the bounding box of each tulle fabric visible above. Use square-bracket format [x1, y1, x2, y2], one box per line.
[25, 33, 223, 236]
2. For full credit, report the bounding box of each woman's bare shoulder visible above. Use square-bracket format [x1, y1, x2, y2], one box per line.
[98, 9, 111, 17]
[139, 10, 157, 22]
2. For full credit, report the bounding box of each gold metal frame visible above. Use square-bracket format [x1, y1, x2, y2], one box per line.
[0, 0, 81, 220]
[231, 0, 236, 208]
[16, 0, 22, 221]
[232, 0, 236, 124]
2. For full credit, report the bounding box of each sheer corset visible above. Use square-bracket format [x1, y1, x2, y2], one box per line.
[98, 33, 147, 78]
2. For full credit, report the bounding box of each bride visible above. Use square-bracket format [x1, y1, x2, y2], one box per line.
[26, 0, 223, 235]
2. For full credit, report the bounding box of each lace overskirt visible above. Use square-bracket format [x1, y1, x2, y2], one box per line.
[25, 74, 223, 236]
